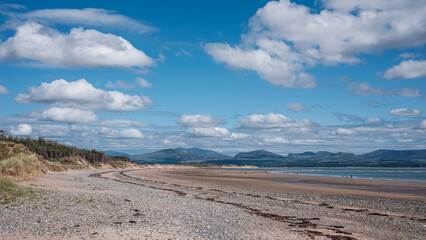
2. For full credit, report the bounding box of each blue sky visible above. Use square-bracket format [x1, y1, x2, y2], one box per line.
[0, 0, 425, 155]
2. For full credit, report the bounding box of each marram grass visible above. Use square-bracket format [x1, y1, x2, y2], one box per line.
[0, 152, 44, 180]
[0, 174, 32, 204]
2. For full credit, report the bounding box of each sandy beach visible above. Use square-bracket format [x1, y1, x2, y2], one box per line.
[1, 167, 425, 239]
[156, 168, 426, 200]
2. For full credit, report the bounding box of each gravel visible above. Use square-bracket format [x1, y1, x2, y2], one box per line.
[0, 169, 425, 240]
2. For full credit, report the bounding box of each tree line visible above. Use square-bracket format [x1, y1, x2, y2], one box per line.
[0, 132, 129, 164]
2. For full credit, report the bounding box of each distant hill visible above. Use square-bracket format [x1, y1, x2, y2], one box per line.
[234, 149, 284, 160]
[317, 151, 356, 159]
[131, 147, 426, 167]
[131, 149, 199, 164]
[219, 149, 287, 166]
[131, 147, 230, 164]
[104, 150, 130, 157]
[130, 148, 230, 164]
[283, 151, 359, 167]
[361, 149, 426, 160]
[287, 151, 316, 159]
[176, 147, 229, 158]
[287, 151, 357, 160]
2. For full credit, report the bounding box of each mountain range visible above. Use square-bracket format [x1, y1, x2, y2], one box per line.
[129, 148, 426, 167]
[131, 147, 229, 164]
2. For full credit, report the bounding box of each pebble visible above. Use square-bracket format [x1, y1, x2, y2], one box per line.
[0, 169, 424, 240]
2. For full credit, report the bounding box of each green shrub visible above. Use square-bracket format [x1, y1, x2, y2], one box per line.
[0, 174, 27, 200]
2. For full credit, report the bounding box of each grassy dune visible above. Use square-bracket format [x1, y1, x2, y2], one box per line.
[0, 174, 33, 204]
[0, 152, 45, 180]
[0, 142, 42, 203]
[0, 136, 142, 205]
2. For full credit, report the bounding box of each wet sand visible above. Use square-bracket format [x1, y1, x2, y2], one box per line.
[148, 168, 426, 201]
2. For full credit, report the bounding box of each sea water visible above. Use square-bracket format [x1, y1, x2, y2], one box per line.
[268, 168, 426, 182]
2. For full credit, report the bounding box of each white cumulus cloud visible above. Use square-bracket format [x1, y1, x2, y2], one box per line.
[186, 127, 230, 137]
[263, 136, 290, 144]
[205, 40, 317, 88]
[227, 133, 251, 140]
[36, 107, 99, 124]
[249, 0, 426, 61]
[11, 124, 32, 135]
[206, 0, 426, 88]
[0, 22, 154, 69]
[237, 113, 313, 129]
[287, 102, 309, 112]
[383, 60, 426, 80]
[15, 78, 154, 111]
[335, 128, 356, 135]
[422, 120, 426, 128]
[390, 108, 421, 116]
[179, 114, 224, 128]
[119, 128, 144, 139]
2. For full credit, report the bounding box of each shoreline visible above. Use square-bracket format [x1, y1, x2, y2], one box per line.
[160, 168, 426, 201]
[212, 167, 426, 183]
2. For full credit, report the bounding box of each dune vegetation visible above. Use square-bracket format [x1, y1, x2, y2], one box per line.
[0, 135, 137, 172]
[0, 135, 140, 203]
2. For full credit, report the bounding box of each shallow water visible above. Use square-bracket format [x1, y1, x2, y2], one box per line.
[271, 177, 426, 197]
[268, 168, 426, 182]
